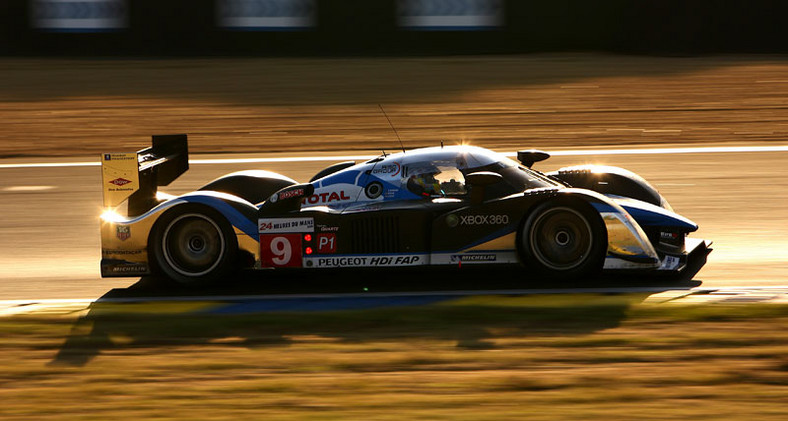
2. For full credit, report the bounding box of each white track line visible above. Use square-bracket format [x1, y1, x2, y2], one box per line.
[0, 161, 100, 169]
[0, 286, 786, 306]
[1, 145, 787, 169]
[535, 145, 788, 156]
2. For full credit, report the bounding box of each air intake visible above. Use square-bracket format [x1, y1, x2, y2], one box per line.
[351, 217, 401, 253]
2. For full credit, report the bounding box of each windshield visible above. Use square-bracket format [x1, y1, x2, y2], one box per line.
[391, 146, 561, 201]
[404, 160, 468, 197]
[465, 154, 560, 194]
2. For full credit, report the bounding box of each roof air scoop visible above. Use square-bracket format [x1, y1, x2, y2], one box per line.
[517, 150, 550, 168]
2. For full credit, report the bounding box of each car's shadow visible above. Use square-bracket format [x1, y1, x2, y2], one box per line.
[50, 256, 705, 367]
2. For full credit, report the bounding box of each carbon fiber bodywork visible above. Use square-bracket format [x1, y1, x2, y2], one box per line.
[100, 140, 710, 280]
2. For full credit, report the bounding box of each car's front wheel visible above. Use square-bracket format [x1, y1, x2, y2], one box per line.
[150, 205, 237, 286]
[520, 200, 607, 281]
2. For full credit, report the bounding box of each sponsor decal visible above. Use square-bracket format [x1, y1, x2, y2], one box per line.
[317, 234, 337, 254]
[303, 190, 352, 205]
[260, 234, 303, 268]
[306, 254, 423, 268]
[103, 153, 135, 161]
[384, 188, 399, 198]
[101, 152, 138, 207]
[102, 259, 149, 275]
[259, 217, 314, 233]
[102, 249, 143, 255]
[371, 162, 401, 177]
[278, 188, 304, 200]
[660, 255, 681, 271]
[268, 193, 278, 203]
[109, 177, 131, 186]
[110, 264, 147, 273]
[450, 254, 497, 263]
[459, 214, 509, 225]
[317, 224, 339, 232]
[446, 214, 459, 227]
[116, 225, 130, 241]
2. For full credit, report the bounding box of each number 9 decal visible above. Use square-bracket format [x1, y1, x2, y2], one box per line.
[260, 234, 302, 268]
[270, 236, 292, 265]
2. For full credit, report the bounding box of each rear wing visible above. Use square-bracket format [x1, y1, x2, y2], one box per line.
[101, 134, 189, 216]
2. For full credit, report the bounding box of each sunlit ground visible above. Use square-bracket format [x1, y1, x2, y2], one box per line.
[0, 295, 785, 420]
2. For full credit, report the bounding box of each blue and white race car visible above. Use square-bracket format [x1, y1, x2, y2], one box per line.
[99, 134, 710, 286]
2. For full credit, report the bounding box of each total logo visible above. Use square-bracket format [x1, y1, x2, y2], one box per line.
[109, 178, 132, 186]
[304, 190, 351, 204]
[460, 214, 510, 225]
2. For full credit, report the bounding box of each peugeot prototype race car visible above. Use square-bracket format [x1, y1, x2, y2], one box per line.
[100, 134, 710, 286]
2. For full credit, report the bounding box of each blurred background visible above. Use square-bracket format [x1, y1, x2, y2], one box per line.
[2, 0, 788, 159]
[2, 0, 787, 56]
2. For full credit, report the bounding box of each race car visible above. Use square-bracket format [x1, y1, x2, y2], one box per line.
[99, 134, 710, 286]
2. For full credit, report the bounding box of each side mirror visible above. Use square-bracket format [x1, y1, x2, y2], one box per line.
[465, 171, 502, 204]
[517, 150, 550, 168]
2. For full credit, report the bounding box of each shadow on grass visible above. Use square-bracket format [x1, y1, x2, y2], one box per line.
[50, 264, 703, 367]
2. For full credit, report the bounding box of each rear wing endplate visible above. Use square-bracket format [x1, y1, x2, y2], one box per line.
[101, 134, 189, 216]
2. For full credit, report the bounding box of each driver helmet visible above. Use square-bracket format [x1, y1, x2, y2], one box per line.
[407, 166, 442, 196]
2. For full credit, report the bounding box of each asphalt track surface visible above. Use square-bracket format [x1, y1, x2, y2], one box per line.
[1, 55, 787, 302]
[0, 145, 786, 301]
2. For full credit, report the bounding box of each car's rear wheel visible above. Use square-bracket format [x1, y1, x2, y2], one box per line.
[521, 200, 607, 280]
[151, 205, 237, 286]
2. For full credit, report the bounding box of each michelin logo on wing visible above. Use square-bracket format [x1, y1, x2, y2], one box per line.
[259, 217, 314, 233]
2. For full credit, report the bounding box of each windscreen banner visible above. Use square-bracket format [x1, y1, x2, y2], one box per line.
[397, 0, 503, 30]
[217, 0, 317, 30]
[30, 0, 128, 32]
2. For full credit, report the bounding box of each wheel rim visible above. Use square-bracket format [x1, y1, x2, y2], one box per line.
[161, 213, 225, 277]
[529, 207, 593, 271]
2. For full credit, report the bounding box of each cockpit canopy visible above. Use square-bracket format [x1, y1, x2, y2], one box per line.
[394, 146, 559, 199]
[308, 145, 560, 208]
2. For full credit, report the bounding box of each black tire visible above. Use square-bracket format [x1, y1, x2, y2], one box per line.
[150, 204, 238, 286]
[520, 199, 607, 281]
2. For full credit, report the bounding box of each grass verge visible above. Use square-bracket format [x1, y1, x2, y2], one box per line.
[0, 295, 786, 420]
